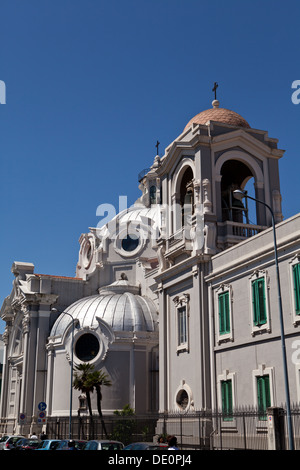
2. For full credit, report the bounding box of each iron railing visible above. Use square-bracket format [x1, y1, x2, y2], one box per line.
[39, 406, 300, 450]
[3, 406, 300, 450]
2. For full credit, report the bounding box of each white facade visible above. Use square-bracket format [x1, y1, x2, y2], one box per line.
[0, 207, 160, 434]
[1, 99, 300, 436]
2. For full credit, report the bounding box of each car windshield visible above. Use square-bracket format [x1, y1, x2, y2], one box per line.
[76, 441, 86, 449]
[50, 441, 60, 449]
[38, 440, 60, 449]
[10, 437, 23, 444]
[57, 440, 85, 450]
[0, 436, 9, 442]
[27, 439, 41, 447]
[15, 439, 25, 445]
[38, 441, 48, 448]
[57, 440, 68, 448]
[101, 443, 123, 450]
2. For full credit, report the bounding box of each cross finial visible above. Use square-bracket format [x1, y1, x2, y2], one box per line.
[212, 82, 218, 100]
[155, 140, 160, 155]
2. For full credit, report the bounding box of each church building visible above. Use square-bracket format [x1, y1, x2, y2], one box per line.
[1, 96, 300, 438]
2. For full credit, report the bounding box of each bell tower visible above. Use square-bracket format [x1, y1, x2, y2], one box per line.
[138, 98, 285, 261]
[142, 99, 284, 260]
[180, 98, 284, 253]
[207, 100, 284, 250]
[139, 97, 285, 417]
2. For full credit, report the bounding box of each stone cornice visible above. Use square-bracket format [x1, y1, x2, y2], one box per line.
[211, 128, 284, 159]
[154, 252, 210, 285]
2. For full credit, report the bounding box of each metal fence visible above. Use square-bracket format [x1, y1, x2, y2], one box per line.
[41, 406, 300, 450]
[3, 406, 300, 450]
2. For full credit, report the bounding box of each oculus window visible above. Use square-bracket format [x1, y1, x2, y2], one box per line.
[114, 222, 146, 257]
[176, 389, 189, 410]
[75, 333, 100, 362]
[121, 234, 139, 252]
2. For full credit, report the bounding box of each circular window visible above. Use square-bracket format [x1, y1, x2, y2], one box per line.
[75, 333, 100, 362]
[114, 225, 146, 258]
[121, 234, 139, 252]
[176, 389, 189, 410]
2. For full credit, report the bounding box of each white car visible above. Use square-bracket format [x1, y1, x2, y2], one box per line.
[82, 440, 124, 450]
[0, 435, 25, 450]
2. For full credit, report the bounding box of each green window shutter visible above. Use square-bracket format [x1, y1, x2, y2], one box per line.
[219, 291, 230, 334]
[221, 381, 226, 411]
[252, 278, 267, 326]
[293, 263, 300, 315]
[257, 375, 271, 419]
[224, 292, 230, 333]
[226, 381, 233, 415]
[221, 380, 233, 420]
[218, 294, 224, 334]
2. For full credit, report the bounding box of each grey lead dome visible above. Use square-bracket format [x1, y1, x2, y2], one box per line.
[50, 280, 158, 336]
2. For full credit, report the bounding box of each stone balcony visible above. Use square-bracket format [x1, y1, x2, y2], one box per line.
[164, 227, 193, 264]
[217, 220, 267, 250]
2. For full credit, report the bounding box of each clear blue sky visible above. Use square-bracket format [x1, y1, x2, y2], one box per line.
[1, 0, 300, 334]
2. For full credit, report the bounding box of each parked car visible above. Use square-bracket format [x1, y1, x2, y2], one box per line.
[56, 439, 86, 450]
[36, 439, 61, 450]
[0, 435, 25, 450]
[12, 438, 42, 450]
[82, 440, 124, 450]
[123, 442, 168, 450]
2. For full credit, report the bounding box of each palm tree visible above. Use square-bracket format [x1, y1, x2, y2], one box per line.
[73, 363, 95, 418]
[92, 369, 112, 438]
[73, 363, 112, 438]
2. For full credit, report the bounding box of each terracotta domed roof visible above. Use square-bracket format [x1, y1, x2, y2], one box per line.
[184, 100, 250, 131]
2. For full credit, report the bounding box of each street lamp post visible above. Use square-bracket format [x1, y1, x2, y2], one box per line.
[51, 308, 77, 440]
[233, 189, 294, 450]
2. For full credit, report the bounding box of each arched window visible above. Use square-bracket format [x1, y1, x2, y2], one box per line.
[149, 185, 156, 205]
[179, 167, 194, 227]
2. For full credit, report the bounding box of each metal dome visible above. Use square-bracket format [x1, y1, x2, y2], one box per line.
[117, 206, 160, 225]
[50, 281, 158, 336]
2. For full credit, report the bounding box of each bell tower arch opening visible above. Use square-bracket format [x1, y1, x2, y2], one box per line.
[221, 159, 254, 224]
[243, 176, 257, 224]
[179, 166, 194, 228]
